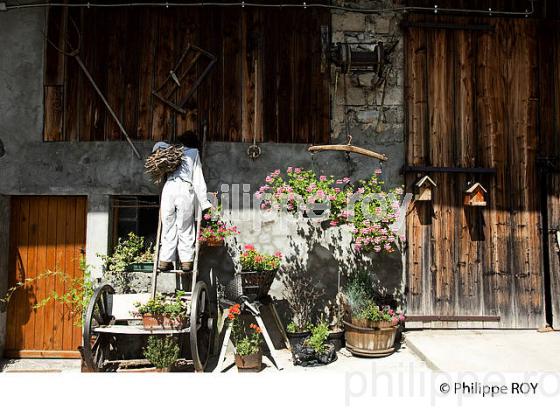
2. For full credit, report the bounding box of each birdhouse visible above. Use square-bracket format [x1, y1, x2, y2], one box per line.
[464, 182, 487, 207]
[414, 175, 436, 202]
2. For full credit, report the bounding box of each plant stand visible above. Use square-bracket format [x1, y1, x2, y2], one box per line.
[214, 299, 287, 372]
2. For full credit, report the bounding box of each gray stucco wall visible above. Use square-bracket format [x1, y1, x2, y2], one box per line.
[0, 1, 406, 354]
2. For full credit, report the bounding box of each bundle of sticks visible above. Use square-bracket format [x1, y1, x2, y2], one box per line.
[144, 144, 184, 184]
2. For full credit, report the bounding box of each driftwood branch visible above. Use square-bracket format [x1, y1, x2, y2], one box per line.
[308, 144, 388, 161]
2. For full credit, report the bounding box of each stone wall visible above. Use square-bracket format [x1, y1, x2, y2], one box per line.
[331, 0, 404, 188]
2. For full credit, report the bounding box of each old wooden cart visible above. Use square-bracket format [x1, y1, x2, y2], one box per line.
[81, 212, 216, 372]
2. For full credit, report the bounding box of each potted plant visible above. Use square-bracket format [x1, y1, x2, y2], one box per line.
[142, 336, 180, 372]
[227, 303, 263, 372]
[281, 272, 324, 348]
[134, 291, 189, 330]
[292, 320, 337, 367]
[341, 274, 405, 357]
[99, 232, 155, 273]
[257, 167, 351, 219]
[199, 206, 240, 247]
[225, 244, 281, 300]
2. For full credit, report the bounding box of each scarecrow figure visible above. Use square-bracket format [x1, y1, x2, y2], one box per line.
[152, 132, 212, 271]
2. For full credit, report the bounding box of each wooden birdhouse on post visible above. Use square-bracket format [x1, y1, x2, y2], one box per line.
[464, 182, 487, 207]
[414, 175, 436, 202]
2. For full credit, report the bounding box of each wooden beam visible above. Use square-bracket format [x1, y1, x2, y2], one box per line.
[402, 165, 497, 174]
[401, 21, 495, 32]
[406, 315, 500, 322]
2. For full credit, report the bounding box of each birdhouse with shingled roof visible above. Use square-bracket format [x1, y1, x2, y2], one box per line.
[414, 175, 436, 202]
[464, 182, 487, 207]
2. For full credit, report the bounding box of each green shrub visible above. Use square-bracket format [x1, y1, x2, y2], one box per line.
[344, 272, 374, 315]
[305, 321, 330, 354]
[143, 336, 180, 369]
[99, 232, 154, 273]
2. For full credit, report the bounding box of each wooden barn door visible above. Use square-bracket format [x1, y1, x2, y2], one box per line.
[404, 16, 544, 328]
[539, 21, 560, 328]
[5, 196, 87, 358]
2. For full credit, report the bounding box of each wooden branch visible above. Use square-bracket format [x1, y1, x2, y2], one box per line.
[308, 144, 388, 161]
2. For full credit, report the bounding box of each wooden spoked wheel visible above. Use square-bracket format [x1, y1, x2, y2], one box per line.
[82, 284, 115, 372]
[190, 281, 214, 372]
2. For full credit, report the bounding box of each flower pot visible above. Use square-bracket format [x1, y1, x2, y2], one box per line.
[234, 350, 262, 372]
[343, 319, 397, 357]
[327, 328, 345, 351]
[201, 237, 224, 247]
[126, 262, 154, 272]
[142, 313, 187, 330]
[286, 330, 311, 349]
[224, 269, 277, 301]
[292, 343, 337, 367]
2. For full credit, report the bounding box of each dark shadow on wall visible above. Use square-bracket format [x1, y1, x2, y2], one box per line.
[273, 219, 405, 328]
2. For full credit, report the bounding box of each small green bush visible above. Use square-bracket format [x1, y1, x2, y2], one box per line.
[143, 336, 180, 369]
[305, 321, 330, 354]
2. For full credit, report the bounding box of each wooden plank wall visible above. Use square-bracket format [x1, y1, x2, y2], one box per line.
[404, 15, 544, 328]
[5, 196, 86, 358]
[539, 20, 560, 327]
[43, 6, 330, 144]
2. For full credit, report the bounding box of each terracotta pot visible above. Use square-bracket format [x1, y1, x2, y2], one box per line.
[201, 237, 224, 247]
[142, 313, 187, 330]
[343, 319, 397, 357]
[234, 350, 262, 372]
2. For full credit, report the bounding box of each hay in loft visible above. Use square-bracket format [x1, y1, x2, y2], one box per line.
[144, 144, 184, 184]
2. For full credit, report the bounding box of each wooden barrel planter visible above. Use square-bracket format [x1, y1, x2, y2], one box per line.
[343, 319, 397, 357]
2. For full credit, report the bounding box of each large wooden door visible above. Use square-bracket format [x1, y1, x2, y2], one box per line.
[404, 16, 544, 328]
[539, 21, 560, 328]
[6, 196, 87, 358]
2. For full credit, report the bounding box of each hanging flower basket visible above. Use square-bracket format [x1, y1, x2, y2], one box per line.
[200, 236, 225, 247]
[224, 244, 282, 301]
[224, 269, 278, 301]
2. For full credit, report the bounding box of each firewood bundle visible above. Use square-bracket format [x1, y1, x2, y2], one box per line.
[144, 145, 184, 184]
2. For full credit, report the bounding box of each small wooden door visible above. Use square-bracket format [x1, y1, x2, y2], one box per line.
[5, 196, 87, 358]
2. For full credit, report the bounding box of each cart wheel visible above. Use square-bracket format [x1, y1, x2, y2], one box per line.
[82, 284, 115, 372]
[190, 281, 213, 372]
